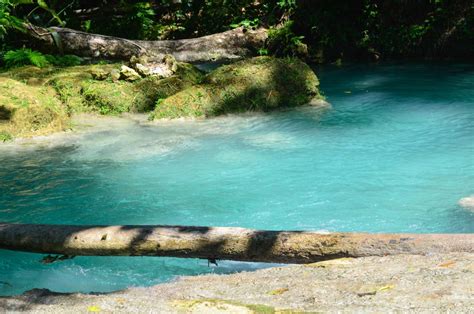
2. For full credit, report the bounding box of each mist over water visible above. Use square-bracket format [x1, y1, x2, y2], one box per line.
[1, 62, 473, 295]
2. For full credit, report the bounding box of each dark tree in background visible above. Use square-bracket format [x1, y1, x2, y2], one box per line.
[1, 0, 473, 62]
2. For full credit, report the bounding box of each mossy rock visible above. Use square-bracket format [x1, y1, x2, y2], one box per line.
[0, 77, 67, 138]
[152, 56, 324, 119]
[0, 62, 203, 138]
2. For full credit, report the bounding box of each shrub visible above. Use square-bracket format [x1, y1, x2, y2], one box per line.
[267, 21, 307, 57]
[3, 48, 49, 68]
[2, 48, 83, 68]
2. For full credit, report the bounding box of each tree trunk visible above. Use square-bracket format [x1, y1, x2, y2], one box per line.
[0, 223, 472, 263]
[24, 24, 268, 62]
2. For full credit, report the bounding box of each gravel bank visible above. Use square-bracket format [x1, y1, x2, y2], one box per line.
[1, 253, 473, 313]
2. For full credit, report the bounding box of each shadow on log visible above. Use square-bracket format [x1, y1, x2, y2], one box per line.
[25, 24, 268, 62]
[0, 223, 472, 263]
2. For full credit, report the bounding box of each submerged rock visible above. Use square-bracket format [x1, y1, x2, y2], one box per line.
[459, 195, 474, 211]
[152, 56, 326, 119]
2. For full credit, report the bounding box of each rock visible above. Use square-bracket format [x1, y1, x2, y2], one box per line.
[135, 63, 151, 77]
[0, 77, 67, 138]
[129, 54, 178, 79]
[152, 56, 325, 119]
[163, 54, 178, 73]
[459, 195, 474, 211]
[147, 63, 174, 78]
[90, 68, 109, 80]
[110, 69, 121, 82]
[120, 65, 141, 81]
[308, 98, 331, 108]
[130, 55, 148, 67]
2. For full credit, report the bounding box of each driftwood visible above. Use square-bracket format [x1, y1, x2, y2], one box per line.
[0, 223, 472, 263]
[25, 23, 268, 62]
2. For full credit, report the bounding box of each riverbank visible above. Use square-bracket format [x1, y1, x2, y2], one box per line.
[0, 57, 327, 141]
[1, 253, 473, 313]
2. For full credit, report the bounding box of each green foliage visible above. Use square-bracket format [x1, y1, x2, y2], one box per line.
[267, 21, 307, 57]
[0, 131, 12, 142]
[1, 0, 473, 62]
[0, 0, 25, 39]
[45, 54, 83, 67]
[2, 48, 82, 68]
[3, 48, 49, 68]
[230, 18, 260, 29]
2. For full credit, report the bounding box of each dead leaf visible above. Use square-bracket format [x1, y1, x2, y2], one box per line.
[378, 284, 395, 292]
[438, 260, 456, 268]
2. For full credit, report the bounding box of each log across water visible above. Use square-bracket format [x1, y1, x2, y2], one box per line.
[0, 223, 472, 263]
[25, 24, 268, 62]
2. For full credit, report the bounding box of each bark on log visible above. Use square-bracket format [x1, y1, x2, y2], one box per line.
[0, 223, 472, 263]
[25, 23, 268, 62]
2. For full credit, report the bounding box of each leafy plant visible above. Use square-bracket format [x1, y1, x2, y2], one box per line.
[230, 18, 260, 29]
[3, 48, 82, 68]
[257, 48, 269, 56]
[0, 131, 12, 142]
[3, 48, 49, 68]
[267, 21, 307, 57]
[0, 0, 25, 40]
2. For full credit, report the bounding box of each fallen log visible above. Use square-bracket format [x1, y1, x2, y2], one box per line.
[25, 23, 268, 62]
[0, 223, 472, 263]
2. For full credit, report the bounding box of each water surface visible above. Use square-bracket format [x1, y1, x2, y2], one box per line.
[1, 63, 473, 295]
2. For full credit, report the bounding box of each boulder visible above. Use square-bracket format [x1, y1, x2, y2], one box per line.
[0, 77, 67, 138]
[152, 56, 326, 119]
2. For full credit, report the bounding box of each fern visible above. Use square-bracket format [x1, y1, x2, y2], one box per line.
[3, 48, 49, 68]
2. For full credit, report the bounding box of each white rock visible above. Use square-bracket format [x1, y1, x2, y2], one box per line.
[148, 63, 174, 78]
[458, 195, 474, 211]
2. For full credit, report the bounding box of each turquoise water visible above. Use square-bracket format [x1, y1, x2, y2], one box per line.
[0, 63, 473, 295]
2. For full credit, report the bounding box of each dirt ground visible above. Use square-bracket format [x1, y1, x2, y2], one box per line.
[1, 253, 473, 313]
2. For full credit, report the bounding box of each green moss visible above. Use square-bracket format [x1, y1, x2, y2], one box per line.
[0, 77, 67, 138]
[0, 131, 12, 142]
[152, 56, 323, 119]
[133, 62, 203, 112]
[81, 80, 136, 115]
[0, 58, 321, 136]
[0, 62, 204, 137]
